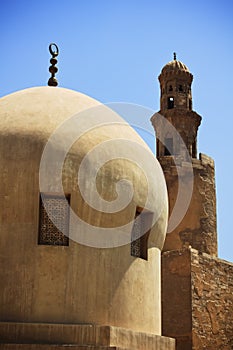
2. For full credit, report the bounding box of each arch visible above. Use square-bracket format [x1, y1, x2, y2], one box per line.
[167, 97, 174, 109]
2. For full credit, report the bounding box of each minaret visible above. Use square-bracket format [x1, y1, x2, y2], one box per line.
[155, 53, 202, 160]
[151, 54, 217, 255]
[150, 57, 233, 350]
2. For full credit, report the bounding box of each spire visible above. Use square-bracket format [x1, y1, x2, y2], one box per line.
[48, 43, 59, 87]
[173, 52, 176, 61]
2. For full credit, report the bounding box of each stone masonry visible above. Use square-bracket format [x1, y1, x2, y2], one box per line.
[191, 250, 233, 349]
[162, 248, 233, 350]
[152, 56, 233, 349]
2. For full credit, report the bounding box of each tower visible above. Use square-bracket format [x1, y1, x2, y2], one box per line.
[156, 52, 201, 160]
[151, 56, 233, 350]
[151, 54, 217, 256]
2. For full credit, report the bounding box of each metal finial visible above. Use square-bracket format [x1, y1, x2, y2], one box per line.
[48, 43, 59, 86]
[173, 52, 177, 60]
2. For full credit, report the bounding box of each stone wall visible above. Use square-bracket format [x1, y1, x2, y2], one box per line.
[162, 248, 233, 350]
[191, 250, 233, 349]
[160, 154, 217, 256]
[162, 249, 192, 350]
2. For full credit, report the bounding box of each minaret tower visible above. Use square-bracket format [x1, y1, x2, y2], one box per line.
[155, 52, 201, 160]
[151, 54, 217, 255]
[151, 55, 219, 349]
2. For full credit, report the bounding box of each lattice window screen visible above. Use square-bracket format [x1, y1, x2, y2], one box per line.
[38, 193, 70, 246]
[131, 216, 142, 258]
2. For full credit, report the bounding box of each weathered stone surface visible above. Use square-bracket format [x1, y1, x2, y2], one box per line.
[162, 249, 192, 350]
[153, 57, 232, 350]
[191, 250, 233, 350]
[0, 323, 175, 350]
[162, 248, 233, 350]
[0, 346, 120, 350]
[0, 87, 168, 336]
[159, 154, 217, 256]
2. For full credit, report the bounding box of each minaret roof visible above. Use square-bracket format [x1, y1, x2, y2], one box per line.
[160, 53, 190, 76]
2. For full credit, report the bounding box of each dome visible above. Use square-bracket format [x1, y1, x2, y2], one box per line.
[0, 86, 167, 244]
[0, 86, 100, 137]
[161, 59, 190, 75]
[0, 86, 168, 334]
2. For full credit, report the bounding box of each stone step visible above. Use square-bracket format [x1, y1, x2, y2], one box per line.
[0, 323, 175, 350]
[0, 345, 128, 350]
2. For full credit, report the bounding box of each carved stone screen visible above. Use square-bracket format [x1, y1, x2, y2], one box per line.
[131, 210, 152, 260]
[38, 193, 70, 246]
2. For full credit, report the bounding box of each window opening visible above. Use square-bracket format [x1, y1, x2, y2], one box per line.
[164, 138, 173, 156]
[192, 140, 197, 158]
[131, 209, 152, 260]
[189, 99, 192, 110]
[167, 97, 174, 109]
[38, 193, 70, 246]
[179, 85, 183, 92]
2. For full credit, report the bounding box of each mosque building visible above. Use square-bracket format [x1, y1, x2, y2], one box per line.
[0, 46, 232, 350]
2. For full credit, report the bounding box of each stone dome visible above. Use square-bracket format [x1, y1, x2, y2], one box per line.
[161, 59, 190, 75]
[0, 86, 100, 138]
[0, 86, 167, 245]
[0, 86, 168, 334]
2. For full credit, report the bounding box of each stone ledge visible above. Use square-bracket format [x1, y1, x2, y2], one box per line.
[0, 323, 175, 350]
[199, 153, 214, 168]
[0, 344, 125, 350]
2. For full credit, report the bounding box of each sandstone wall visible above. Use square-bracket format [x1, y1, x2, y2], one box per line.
[162, 248, 233, 350]
[162, 249, 192, 350]
[160, 154, 217, 256]
[191, 250, 233, 349]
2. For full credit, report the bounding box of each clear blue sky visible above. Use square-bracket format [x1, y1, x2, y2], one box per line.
[1, 0, 232, 261]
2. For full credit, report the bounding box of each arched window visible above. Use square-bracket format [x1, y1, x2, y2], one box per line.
[179, 84, 183, 92]
[167, 97, 174, 109]
[169, 85, 173, 91]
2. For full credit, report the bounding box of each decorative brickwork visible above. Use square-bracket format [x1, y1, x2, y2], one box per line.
[38, 193, 70, 246]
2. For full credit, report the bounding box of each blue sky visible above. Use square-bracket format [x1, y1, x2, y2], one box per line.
[1, 0, 233, 261]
